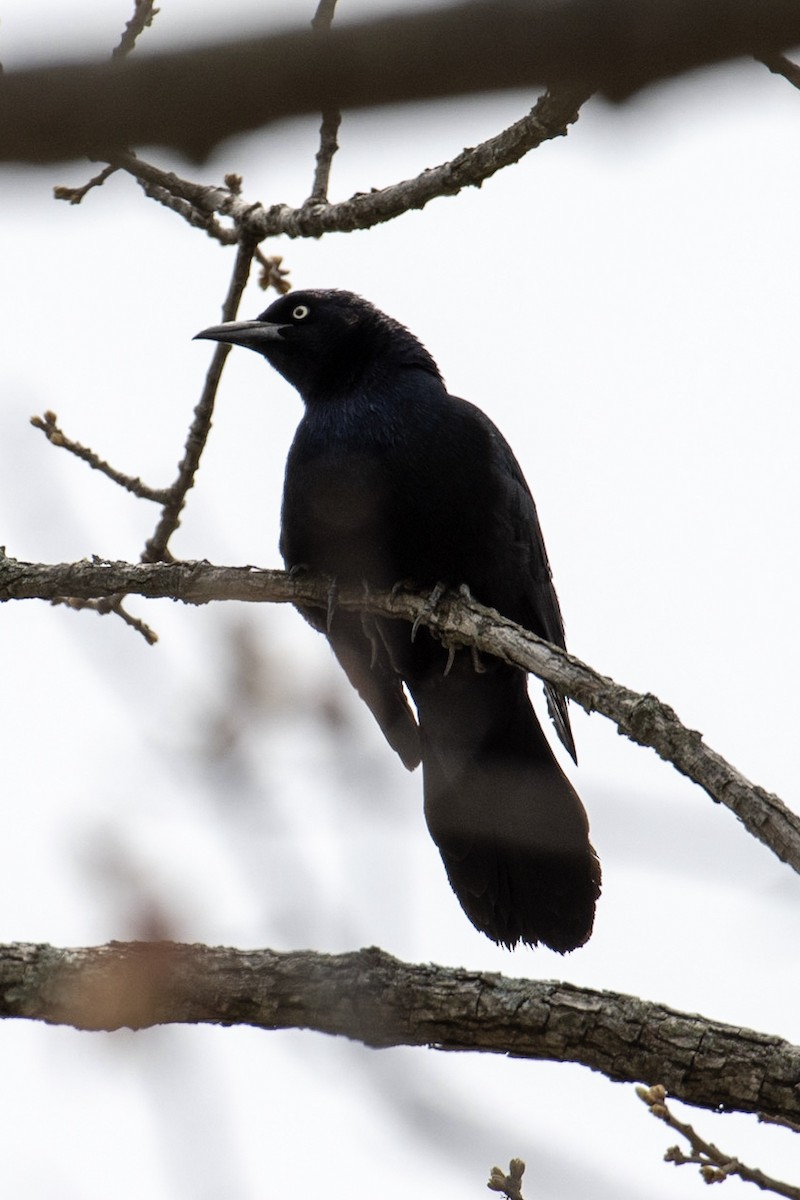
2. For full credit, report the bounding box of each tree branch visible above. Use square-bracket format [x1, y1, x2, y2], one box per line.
[107, 85, 590, 242]
[1, 941, 797, 1125]
[3, 0, 800, 166]
[306, 0, 341, 206]
[638, 1085, 800, 1198]
[1, 555, 798, 877]
[143, 234, 257, 562]
[29, 410, 169, 503]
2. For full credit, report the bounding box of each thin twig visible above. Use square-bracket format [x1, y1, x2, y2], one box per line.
[50, 594, 158, 645]
[757, 51, 800, 90]
[120, 150, 238, 244]
[30, 411, 169, 502]
[143, 235, 257, 562]
[306, 0, 342, 207]
[53, 0, 159, 204]
[638, 1086, 800, 1199]
[113, 0, 160, 59]
[759, 1114, 800, 1136]
[306, 109, 342, 205]
[54, 164, 119, 205]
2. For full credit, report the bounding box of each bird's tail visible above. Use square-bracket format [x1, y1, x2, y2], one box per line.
[413, 654, 600, 952]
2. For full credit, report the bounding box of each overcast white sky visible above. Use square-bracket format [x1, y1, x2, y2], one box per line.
[1, 4, 799, 1199]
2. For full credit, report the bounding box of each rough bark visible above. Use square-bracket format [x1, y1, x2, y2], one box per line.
[2, 553, 799, 879]
[1, 941, 797, 1124]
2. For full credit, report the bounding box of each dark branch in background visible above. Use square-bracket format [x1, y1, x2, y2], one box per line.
[2, 0, 800, 166]
[2, 554, 799, 878]
[637, 1086, 800, 1198]
[307, 0, 341, 205]
[1, 942, 799, 1125]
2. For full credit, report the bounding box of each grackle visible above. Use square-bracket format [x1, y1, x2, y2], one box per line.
[196, 290, 600, 951]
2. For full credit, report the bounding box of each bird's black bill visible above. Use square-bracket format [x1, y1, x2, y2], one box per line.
[193, 320, 286, 349]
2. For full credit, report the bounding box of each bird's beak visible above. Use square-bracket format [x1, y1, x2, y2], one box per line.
[193, 320, 287, 349]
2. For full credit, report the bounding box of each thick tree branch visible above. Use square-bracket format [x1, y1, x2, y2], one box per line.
[1, 941, 798, 1125]
[2, 0, 800, 166]
[1, 554, 798, 877]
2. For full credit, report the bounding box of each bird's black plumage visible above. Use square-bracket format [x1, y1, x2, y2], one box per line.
[195, 289, 601, 951]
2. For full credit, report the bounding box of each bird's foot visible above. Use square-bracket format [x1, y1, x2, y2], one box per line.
[359, 581, 380, 670]
[411, 581, 448, 642]
[470, 644, 487, 674]
[390, 577, 416, 598]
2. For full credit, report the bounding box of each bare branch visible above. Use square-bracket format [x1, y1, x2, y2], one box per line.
[30, 411, 168, 503]
[1, 556, 799, 878]
[757, 51, 800, 90]
[311, 0, 338, 34]
[2, 0, 800, 165]
[113, 0, 160, 59]
[143, 235, 256, 562]
[306, 0, 341, 205]
[109, 150, 239, 243]
[1, 941, 798, 1125]
[109, 86, 589, 241]
[306, 109, 342, 206]
[50, 593, 159, 645]
[52, 1, 160, 204]
[53, 164, 119, 205]
[638, 1086, 800, 1198]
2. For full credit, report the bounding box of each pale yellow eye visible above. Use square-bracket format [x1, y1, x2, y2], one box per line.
[292, 305, 310, 320]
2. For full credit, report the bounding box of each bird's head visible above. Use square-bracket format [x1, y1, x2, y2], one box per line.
[194, 288, 441, 401]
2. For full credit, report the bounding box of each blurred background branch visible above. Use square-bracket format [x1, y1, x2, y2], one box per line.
[1, 0, 799, 165]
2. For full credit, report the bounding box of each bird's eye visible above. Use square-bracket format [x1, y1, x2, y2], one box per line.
[292, 305, 310, 320]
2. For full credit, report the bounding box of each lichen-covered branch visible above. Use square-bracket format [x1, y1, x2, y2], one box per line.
[1, 941, 798, 1125]
[109, 86, 590, 242]
[1, 554, 799, 877]
[3, 0, 800, 165]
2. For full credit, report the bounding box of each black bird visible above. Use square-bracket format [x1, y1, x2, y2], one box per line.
[196, 290, 600, 951]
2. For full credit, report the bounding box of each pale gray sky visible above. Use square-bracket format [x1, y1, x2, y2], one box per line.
[1, 4, 799, 1199]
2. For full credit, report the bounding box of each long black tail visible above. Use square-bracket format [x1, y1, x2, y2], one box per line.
[412, 653, 601, 952]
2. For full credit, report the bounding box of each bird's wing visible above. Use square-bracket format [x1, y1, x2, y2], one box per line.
[295, 604, 422, 771]
[495, 437, 577, 763]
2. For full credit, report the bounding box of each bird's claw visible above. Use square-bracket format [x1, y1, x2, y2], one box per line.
[470, 644, 486, 674]
[411, 580, 447, 642]
[360, 581, 380, 669]
[326, 579, 339, 633]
